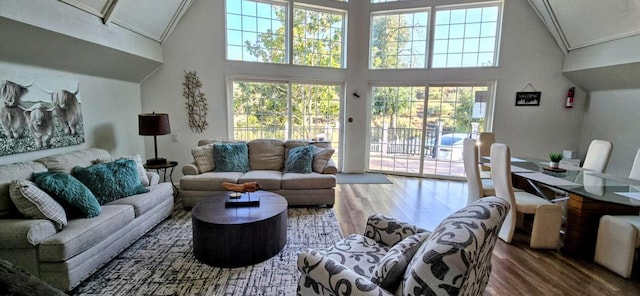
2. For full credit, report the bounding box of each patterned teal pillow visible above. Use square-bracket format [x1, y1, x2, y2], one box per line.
[284, 145, 314, 173]
[213, 143, 250, 172]
[33, 172, 101, 218]
[72, 159, 150, 205]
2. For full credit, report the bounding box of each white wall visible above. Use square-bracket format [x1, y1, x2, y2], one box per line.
[579, 89, 640, 177]
[0, 62, 144, 165]
[141, 0, 583, 178]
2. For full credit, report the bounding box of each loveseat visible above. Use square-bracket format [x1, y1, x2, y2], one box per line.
[0, 148, 174, 291]
[180, 139, 337, 208]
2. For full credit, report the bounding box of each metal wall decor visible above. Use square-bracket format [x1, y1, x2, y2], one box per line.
[182, 70, 208, 133]
[0, 76, 85, 156]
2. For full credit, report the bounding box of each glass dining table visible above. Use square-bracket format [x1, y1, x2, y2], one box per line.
[482, 157, 640, 259]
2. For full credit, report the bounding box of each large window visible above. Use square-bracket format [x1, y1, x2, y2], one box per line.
[231, 80, 342, 164]
[226, 0, 287, 63]
[370, 10, 429, 69]
[369, 1, 502, 69]
[226, 0, 346, 68]
[293, 7, 344, 67]
[432, 5, 500, 68]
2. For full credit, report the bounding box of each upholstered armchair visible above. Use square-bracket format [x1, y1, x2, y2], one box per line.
[296, 197, 510, 296]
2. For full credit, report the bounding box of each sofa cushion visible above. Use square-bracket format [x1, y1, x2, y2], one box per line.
[71, 159, 150, 205]
[284, 140, 310, 162]
[35, 148, 111, 173]
[213, 143, 250, 172]
[318, 234, 389, 278]
[248, 139, 285, 171]
[38, 205, 134, 262]
[0, 161, 48, 218]
[238, 170, 283, 190]
[9, 180, 67, 230]
[191, 144, 215, 173]
[281, 173, 336, 190]
[94, 155, 150, 187]
[370, 232, 430, 291]
[33, 172, 101, 219]
[107, 182, 174, 217]
[284, 145, 314, 174]
[180, 172, 243, 191]
[313, 147, 335, 173]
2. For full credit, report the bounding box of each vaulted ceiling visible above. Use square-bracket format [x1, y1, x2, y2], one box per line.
[59, 0, 192, 43]
[528, 0, 640, 90]
[529, 0, 640, 52]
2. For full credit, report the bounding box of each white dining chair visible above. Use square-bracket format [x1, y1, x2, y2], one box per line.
[582, 139, 613, 172]
[491, 143, 563, 249]
[548, 139, 613, 204]
[593, 147, 640, 278]
[478, 132, 495, 177]
[629, 147, 640, 180]
[463, 138, 494, 205]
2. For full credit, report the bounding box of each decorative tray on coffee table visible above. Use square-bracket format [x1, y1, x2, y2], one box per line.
[225, 192, 260, 208]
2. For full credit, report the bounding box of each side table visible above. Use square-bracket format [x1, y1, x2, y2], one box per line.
[143, 161, 179, 195]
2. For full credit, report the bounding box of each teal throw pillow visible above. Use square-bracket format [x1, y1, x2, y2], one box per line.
[284, 145, 314, 174]
[72, 159, 150, 205]
[213, 143, 250, 172]
[33, 172, 101, 219]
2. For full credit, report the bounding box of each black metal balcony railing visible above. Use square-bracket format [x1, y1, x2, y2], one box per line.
[369, 127, 441, 157]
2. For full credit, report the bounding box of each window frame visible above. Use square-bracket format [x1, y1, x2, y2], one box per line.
[365, 80, 497, 178]
[369, 8, 431, 69]
[430, 2, 503, 68]
[368, 0, 503, 70]
[226, 75, 346, 166]
[225, 0, 348, 69]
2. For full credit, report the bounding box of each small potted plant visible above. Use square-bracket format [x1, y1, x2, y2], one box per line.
[548, 152, 564, 169]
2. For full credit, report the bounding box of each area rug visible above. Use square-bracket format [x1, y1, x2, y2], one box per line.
[71, 207, 342, 296]
[336, 173, 393, 184]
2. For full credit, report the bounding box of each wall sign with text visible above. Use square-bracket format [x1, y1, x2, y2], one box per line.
[515, 91, 541, 106]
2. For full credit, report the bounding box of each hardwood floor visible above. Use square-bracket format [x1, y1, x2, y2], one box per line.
[333, 175, 640, 296]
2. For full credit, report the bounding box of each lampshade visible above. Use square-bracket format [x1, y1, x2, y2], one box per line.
[138, 113, 171, 136]
[138, 112, 171, 165]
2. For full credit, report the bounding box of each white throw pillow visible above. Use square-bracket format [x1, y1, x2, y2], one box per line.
[313, 147, 335, 173]
[95, 155, 150, 187]
[191, 144, 215, 173]
[9, 179, 67, 230]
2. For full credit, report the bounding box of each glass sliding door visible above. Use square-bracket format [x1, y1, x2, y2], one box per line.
[423, 85, 488, 178]
[368, 84, 491, 178]
[369, 86, 426, 175]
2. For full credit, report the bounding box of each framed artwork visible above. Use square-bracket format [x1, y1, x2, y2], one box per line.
[515, 91, 541, 106]
[0, 74, 85, 156]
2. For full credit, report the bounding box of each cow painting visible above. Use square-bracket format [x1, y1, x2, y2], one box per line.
[42, 83, 81, 136]
[0, 80, 30, 139]
[24, 103, 55, 149]
[0, 77, 85, 156]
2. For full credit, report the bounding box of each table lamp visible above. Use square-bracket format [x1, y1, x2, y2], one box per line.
[138, 112, 171, 165]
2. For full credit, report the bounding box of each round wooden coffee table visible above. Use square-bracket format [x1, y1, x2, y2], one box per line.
[191, 191, 288, 267]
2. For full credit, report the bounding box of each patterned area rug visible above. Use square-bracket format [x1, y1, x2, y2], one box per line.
[71, 207, 342, 296]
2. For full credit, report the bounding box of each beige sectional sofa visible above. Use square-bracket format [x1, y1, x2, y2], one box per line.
[0, 148, 174, 291]
[180, 139, 337, 208]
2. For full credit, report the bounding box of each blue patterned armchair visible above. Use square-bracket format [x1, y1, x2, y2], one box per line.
[297, 197, 510, 296]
